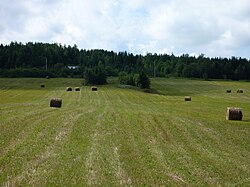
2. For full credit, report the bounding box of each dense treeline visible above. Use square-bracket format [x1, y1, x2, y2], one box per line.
[1, 42, 250, 80]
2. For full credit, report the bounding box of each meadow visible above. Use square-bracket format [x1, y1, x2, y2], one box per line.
[0, 77, 249, 186]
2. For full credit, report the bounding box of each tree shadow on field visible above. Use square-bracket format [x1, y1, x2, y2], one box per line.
[142, 87, 194, 96]
[143, 88, 160, 94]
[151, 88, 194, 96]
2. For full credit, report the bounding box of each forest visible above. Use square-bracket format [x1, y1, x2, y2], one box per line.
[0, 42, 250, 80]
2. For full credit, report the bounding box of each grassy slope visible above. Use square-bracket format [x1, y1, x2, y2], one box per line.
[0, 78, 249, 186]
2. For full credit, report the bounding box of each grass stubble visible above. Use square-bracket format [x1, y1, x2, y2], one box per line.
[0, 78, 249, 186]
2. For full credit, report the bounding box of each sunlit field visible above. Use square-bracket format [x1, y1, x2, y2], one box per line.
[0, 78, 249, 186]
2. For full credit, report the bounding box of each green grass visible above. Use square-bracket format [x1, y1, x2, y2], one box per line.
[0, 77, 249, 186]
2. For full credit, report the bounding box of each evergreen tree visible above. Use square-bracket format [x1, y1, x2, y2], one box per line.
[1, 42, 250, 80]
[84, 66, 107, 85]
[136, 71, 150, 89]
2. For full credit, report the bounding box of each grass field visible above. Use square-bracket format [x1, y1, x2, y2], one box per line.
[0, 77, 249, 186]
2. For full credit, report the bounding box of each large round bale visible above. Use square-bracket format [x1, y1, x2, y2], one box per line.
[50, 98, 62, 108]
[185, 96, 191, 101]
[91, 86, 97, 91]
[226, 107, 243, 121]
[226, 89, 231, 93]
[46, 76, 50, 79]
[40, 84, 45, 88]
[75, 87, 80, 91]
[237, 89, 243, 93]
[66, 87, 73, 91]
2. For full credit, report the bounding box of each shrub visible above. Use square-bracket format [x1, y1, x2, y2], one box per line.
[136, 71, 150, 89]
[119, 71, 150, 89]
[118, 72, 135, 86]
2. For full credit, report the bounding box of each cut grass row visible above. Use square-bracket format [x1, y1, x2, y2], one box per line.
[0, 78, 249, 186]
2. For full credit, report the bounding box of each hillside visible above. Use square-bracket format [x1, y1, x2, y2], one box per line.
[0, 78, 249, 186]
[1, 42, 250, 80]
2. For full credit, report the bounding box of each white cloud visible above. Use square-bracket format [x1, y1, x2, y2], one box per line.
[0, 0, 250, 58]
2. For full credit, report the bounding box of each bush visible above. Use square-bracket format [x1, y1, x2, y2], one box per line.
[119, 71, 150, 89]
[118, 72, 135, 86]
[136, 71, 150, 89]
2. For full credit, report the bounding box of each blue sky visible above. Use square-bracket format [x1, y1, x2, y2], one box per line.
[0, 0, 250, 58]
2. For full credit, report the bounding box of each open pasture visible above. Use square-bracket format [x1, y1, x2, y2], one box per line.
[0, 78, 249, 186]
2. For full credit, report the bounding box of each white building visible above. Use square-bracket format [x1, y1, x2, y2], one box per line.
[67, 66, 79, 70]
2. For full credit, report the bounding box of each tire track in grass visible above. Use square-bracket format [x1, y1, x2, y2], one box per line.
[83, 88, 101, 185]
[119, 98, 193, 183]
[167, 117, 222, 185]
[99, 91, 133, 186]
[0, 107, 55, 152]
[21, 112, 82, 185]
[4, 108, 89, 186]
[86, 131, 100, 186]
[120, 91, 141, 108]
[85, 94, 108, 186]
[0, 108, 60, 158]
[85, 90, 131, 186]
[0, 108, 77, 183]
[107, 104, 168, 185]
[0, 102, 41, 114]
[115, 112, 157, 185]
[111, 146, 132, 186]
[128, 112, 186, 185]
[168, 116, 250, 185]
[144, 114, 186, 184]
[24, 105, 96, 186]
[188, 117, 250, 177]
[1, 105, 50, 124]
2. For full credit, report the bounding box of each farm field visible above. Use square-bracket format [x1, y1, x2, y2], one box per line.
[0, 77, 249, 186]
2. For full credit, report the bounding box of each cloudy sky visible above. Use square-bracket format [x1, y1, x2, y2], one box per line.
[0, 0, 250, 58]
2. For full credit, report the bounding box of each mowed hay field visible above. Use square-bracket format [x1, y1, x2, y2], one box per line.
[0, 78, 249, 186]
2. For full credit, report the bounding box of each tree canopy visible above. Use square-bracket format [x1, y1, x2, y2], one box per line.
[1, 42, 250, 80]
[84, 66, 107, 85]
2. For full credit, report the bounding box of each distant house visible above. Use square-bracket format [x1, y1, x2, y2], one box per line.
[67, 66, 79, 70]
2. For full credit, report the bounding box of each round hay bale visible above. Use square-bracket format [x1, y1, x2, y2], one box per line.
[66, 87, 72, 91]
[91, 87, 97, 91]
[75, 87, 80, 91]
[46, 76, 50, 79]
[50, 98, 62, 108]
[226, 107, 242, 121]
[226, 89, 231, 93]
[185, 96, 191, 101]
[40, 84, 45, 88]
[237, 89, 243, 93]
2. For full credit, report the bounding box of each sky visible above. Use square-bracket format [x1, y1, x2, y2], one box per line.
[0, 0, 250, 58]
